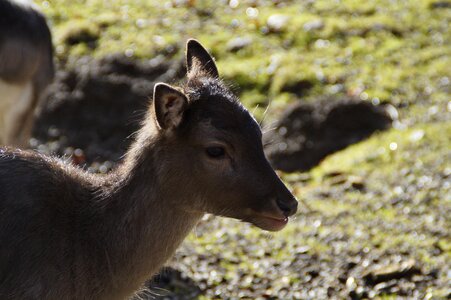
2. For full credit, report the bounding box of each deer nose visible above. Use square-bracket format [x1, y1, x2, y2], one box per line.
[276, 197, 298, 217]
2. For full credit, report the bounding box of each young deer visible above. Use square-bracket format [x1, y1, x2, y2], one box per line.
[0, 0, 55, 148]
[0, 40, 297, 299]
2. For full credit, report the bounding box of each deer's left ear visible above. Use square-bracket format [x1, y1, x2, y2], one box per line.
[153, 83, 188, 130]
[186, 39, 219, 78]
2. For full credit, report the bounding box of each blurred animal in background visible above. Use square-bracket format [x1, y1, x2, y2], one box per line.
[0, 0, 54, 148]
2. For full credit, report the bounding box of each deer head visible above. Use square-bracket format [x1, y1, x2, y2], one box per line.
[146, 39, 297, 231]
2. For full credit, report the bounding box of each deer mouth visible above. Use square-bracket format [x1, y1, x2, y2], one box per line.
[248, 212, 289, 232]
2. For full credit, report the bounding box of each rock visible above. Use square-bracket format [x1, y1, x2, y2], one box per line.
[267, 14, 290, 33]
[295, 245, 311, 254]
[226, 37, 252, 52]
[346, 277, 368, 299]
[303, 19, 324, 32]
[363, 259, 422, 285]
[374, 279, 398, 292]
[329, 175, 348, 186]
[346, 276, 357, 291]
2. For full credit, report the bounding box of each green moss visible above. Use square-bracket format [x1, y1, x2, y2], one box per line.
[40, 0, 450, 113]
[37, 1, 449, 296]
[312, 122, 451, 177]
[58, 19, 100, 45]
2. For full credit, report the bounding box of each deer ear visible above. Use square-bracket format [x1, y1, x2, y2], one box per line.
[153, 83, 188, 130]
[186, 39, 219, 78]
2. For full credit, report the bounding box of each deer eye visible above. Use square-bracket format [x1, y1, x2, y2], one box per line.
[205, 146, 226, 159]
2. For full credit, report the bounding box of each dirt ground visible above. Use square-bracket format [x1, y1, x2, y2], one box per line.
[264, 98, 393, 172]
[30, 56, 449, 299]
[33, 54, 184, 169]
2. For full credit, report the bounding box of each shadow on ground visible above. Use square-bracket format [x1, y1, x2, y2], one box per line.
[264, 98, 394, 172]
[133, 267, 202, 300]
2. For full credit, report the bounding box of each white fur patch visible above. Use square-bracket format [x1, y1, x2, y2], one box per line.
[0, 79, 33, 145]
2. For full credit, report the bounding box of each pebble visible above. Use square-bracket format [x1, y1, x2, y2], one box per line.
[226, 37, 252, 52]
[267, 14, 290, 33]
[303, 19, 324, 32]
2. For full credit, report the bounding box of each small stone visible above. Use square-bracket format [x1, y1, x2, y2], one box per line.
[226, 37, 252, 52]
[384, 104, 398, 121]
[363, 259, 421, 284]
[346, 276, 357, 291]
[246, 7, 259, 18]
[374, 280, 398, 292]
[409, 130, 425, 142]
[267, 14, 290, 33]
[296, 245, 310, 254]
[303, 19, 324, 32]
[329, 174, 348, 186]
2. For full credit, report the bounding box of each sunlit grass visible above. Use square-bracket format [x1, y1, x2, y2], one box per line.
[36, 0, 450, 297]
[40, 0, 450, 113]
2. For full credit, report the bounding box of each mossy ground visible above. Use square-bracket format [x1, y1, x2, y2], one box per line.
[38, 0, 450, 298]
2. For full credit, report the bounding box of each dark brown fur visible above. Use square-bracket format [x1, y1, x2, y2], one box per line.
[0, 40, 297, 299]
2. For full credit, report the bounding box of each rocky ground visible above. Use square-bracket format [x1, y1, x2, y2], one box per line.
[31, 0, 451, 299]
[31, 55, 450, 299]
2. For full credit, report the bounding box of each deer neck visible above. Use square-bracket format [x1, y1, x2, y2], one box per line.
[92, 128, 203, 294]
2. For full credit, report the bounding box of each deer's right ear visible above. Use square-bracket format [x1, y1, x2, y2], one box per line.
[153, 83, 188, 130]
